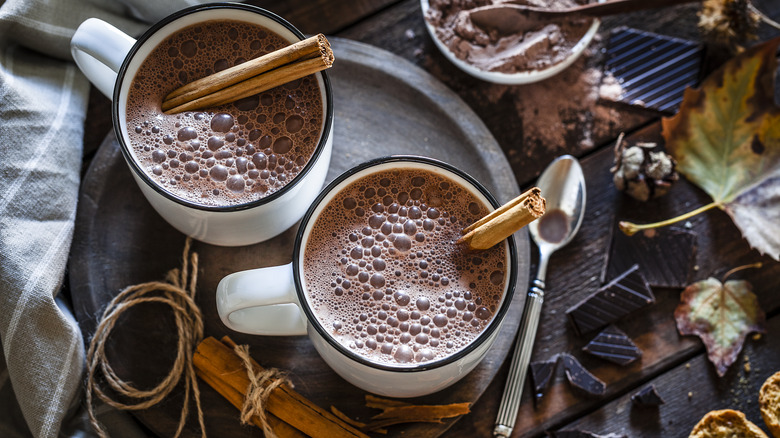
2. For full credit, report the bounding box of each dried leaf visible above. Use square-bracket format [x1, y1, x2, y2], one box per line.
[662, 36, 780, 260]
[674, 277, 766, 376]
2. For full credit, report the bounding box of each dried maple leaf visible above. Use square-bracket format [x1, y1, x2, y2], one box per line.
[620, 37, 780, 261]
[674, 266, 766, 377]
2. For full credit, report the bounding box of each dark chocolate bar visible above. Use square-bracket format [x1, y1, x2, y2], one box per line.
[582, 325, 642, 366]
[602, 225, 697, 289]
[530, 356, 559, 402]
[599, 27, 703, 114]
[559, 353, 605, 396]
[631, 385, 665, 407]
[567, 265, 655, 336]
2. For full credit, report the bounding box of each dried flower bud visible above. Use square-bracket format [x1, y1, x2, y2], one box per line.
[698, 0, 759, 53]
[611, 133, 679, 202]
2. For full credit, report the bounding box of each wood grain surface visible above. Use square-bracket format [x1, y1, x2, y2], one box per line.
[70, 39, 530, 438]
[73, 1, 780, 437]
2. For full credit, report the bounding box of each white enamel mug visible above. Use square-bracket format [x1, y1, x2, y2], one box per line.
[70, 4, 334, 246]
[217, 156, 518, 397]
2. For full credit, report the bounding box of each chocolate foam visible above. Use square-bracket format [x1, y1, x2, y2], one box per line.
[303, 167, 507, 366]
[126, 20, 323, 207]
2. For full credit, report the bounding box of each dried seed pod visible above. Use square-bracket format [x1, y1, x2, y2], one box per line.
[698, 0, 759, 54]
[611, 133, 679, 201]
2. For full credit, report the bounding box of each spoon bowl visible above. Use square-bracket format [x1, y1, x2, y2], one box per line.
[493, 155, 586, 438]
[528, 155, 586, 253]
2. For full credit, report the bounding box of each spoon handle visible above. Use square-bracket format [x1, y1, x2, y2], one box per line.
[493, 277, 546, 438]
[563, 0, 701, 18]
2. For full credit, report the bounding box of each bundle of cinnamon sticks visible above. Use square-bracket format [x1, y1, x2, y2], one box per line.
[194, 336, 473, 437]
[194, 336, 366, 438]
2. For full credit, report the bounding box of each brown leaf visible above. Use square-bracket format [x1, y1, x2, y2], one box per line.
[662, 36, 780, 260]
[674, 277, 766, 376]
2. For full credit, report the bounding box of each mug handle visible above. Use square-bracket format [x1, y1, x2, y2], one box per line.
[216, 263, 308, 336]
[70, 18, 137, 99]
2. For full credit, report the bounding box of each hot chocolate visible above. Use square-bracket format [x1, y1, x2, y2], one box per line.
[126, 20, 324, 207]
[303, 166, 507, 366]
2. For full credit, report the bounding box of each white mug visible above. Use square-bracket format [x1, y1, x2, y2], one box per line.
[217, 156, 519, 397]
[70, 4, 334, 246]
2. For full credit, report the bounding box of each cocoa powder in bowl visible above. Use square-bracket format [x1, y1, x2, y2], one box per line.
[425, 0, 593, 74]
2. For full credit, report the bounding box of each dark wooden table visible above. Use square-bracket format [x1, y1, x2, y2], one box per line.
[78, 1, 780, 436]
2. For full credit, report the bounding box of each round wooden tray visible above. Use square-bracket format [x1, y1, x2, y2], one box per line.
[69, 38, 530, 437]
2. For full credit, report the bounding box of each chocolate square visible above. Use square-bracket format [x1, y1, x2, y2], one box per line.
[602, 226, 697, 289]
[599, 27, 703, 114]
[582, 325, 642, 366]
[567, 265, 655, 336]
[631, 385, 665, 407]
[559, 353, 605, 397]
[530, 356, 559, 402]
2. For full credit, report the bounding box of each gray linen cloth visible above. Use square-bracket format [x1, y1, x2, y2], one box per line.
[0, 0, 208, 436]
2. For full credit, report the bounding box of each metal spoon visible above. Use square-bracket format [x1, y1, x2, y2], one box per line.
[470, 0, 700, 35]
[493, 155, 586, 438]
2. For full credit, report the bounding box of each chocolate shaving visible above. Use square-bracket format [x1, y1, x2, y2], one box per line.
[530, 356, 559, 402]
[631, 385, 665, 407]
[602, 225, 697, 289]
[582, 325, 642, 366]
[559, 354, 605, 396]
[567, 264, 655, 336]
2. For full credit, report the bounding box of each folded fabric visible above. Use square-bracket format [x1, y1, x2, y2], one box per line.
[0, 1, 207, 436]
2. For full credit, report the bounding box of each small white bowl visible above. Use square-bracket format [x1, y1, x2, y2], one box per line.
[421, 0, 601, 84]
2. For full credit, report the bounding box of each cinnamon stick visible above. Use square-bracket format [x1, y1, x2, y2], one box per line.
[196, 366, 304, 438]
[363, 400, 471, 431]
[162, 34, 333, 114]
[457, 187, 545, 252]
[193, 336, 368, 438]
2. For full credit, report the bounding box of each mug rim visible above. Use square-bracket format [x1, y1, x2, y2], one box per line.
[292, 155, 519, 373]
[111, 2, 334, 212]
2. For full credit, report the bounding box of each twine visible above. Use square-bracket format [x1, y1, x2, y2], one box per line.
[86, 237, 206, 438]
[233, 344, 292, 438]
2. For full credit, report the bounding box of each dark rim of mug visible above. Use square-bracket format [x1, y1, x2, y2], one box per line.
[111, 2, 334, 212]
[292, 155, 518, 373]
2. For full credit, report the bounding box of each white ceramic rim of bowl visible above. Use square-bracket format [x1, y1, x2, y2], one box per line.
[420, 0, 602, 84]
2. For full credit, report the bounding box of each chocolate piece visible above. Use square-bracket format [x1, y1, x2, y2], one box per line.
[530, 356, 559, 402]
[559, 353, 605, 396]
[631, 385, 665, 407]
[599, 27, 703, 114]
[547, 431, 626, 438]
[582, 325, 642, 366]
[567, 264, 655, 336]
[602, 225, 697, 289]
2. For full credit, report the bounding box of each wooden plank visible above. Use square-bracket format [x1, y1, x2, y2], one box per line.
[447, 122, 780, 437]
[558, 314, 780, 437]
[247, 0, 400, 35]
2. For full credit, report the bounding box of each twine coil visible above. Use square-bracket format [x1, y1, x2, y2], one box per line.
[86, 238, 205, 438]
[85, 238, 295, 438]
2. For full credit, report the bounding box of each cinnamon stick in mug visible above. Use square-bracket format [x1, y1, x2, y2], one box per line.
[162, 34, 333, 114]
[458, 187, 545, 251]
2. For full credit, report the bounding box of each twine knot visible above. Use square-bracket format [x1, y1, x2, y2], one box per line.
[233, 344, 293, 438]
[86, 237, 205, 438]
